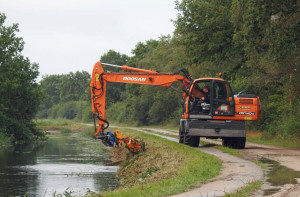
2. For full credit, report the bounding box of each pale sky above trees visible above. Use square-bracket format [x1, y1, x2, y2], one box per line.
[0, 0, 177, 80]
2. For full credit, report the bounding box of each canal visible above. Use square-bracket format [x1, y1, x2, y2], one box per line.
[0, 132, 119, 196]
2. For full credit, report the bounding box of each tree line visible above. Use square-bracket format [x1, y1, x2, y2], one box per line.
[37, 71, 91, 122]
[1, 0, 299, 147]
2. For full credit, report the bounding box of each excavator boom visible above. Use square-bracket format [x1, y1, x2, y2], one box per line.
[90, 61, 191, 137]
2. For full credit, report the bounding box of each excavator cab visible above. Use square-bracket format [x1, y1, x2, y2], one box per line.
[212, 80, 235, 116]
[181, 77, 261, 149]
[188, 79, 235, 118]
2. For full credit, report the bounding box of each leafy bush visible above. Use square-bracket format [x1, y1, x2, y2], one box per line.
[0, 132, 12, 148]
[39, 101, 92, 122]
[266, 99, 300, 138]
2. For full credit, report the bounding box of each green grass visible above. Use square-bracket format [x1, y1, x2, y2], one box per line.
[59, 128, 72, 135]
[251, 160, 268, 170]
[247, 131, 300, 148]
[141, 124, 178, 131]
[94, 128, 222, 197]
[224, 180, 263, 197]
[214, 145, 244, 158]
[35, 118, 74, 127]
[200, 141, 244, 158]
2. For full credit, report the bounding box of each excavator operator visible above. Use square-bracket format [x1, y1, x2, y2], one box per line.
[191, 86, 210, 114]
[201, 86, 210, 103]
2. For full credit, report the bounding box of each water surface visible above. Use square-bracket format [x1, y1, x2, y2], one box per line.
[0, 133, 119, 196]
[260, 157, 300, 196]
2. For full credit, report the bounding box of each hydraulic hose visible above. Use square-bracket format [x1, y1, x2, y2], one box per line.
[172, 68, 192, 80]
[97, 114, 109, 129]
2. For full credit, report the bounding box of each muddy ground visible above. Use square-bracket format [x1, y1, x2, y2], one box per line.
[240, 142, 300, 197]
[111, 126, 300, 197]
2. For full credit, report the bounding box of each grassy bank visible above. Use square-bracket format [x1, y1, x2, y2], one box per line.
[35, 119, 94, 137]
[96, 128, 221, 197]
[35, 118, 77, 128]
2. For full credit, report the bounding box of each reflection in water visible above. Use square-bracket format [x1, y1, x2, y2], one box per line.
[0, 133, 119, 196]
[260, 157, 300, 196]
[260, 157, 300, 186]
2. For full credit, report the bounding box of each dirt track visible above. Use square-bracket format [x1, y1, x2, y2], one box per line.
[171, 146, 264, 197]
[115, 126, 300, 197]
[240, 142, 300, 197]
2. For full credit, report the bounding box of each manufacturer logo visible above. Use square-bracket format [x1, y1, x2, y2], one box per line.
[123, 77, 146, 82]
[237, 112, 255, 115]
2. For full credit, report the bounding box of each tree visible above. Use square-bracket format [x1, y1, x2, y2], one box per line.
[230, 0, 300, 136]
[39, 75, 62, 111]
[37, 71, 91, 121]
[0, 13, 43, 144]
[100, 49, 129, 70]
[37, 71, 91, 119]
[58, 71, 91, 103]
[174, 0, 242, 77]
[129, 39, 160, 68]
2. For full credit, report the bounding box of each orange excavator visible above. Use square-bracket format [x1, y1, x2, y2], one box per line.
[90, 61, 261, 149]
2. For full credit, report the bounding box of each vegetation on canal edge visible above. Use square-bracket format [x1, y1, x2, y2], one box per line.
[36, 118, 75, 127]
[96, 128, 221, 197]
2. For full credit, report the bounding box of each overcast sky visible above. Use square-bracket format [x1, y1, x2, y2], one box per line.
[1, 0, 177, 80]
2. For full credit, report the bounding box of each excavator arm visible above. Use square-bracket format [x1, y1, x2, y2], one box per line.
[90, 61, 192, 137]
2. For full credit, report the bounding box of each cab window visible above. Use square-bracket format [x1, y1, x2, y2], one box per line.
[213, 81, 234, 116]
